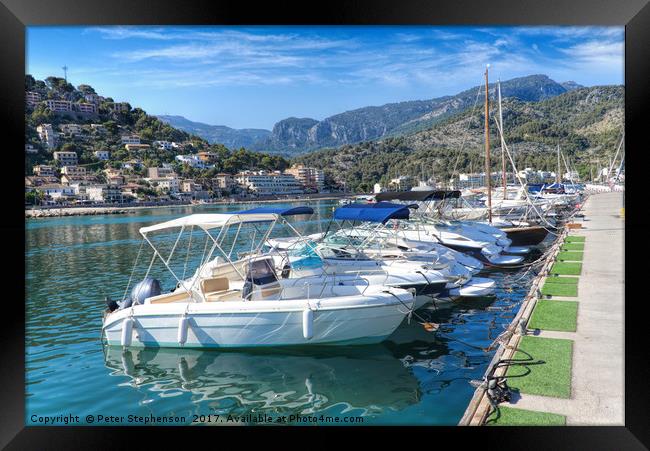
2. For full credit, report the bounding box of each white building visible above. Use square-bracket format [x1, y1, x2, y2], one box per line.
[53, 151, 78, 166]
[147, 177, 179, 193]
[235, 171, 303, 196]
[94, 150, 110, 160]
[61, 166, 87, 177]
[153, 140, 174, 151]
[86, 185, 125, 203]
[38, 184, 76, 199]
[45, 99, 72, 112]
[60, 123, 83, 135]
[36, 124, 57, 149]
[175, 154, 209, 169]
[121, 134, 141, 145]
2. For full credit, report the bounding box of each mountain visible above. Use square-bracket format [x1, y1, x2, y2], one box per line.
[156, 115, 271, 149]
[560, 81, 584, 91]
[252, 74, 573, 154]
[294, 85, 624, 192]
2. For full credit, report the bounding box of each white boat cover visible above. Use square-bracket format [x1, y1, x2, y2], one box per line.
[139, 213, 280, 234]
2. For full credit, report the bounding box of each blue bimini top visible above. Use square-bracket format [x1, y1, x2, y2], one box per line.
[333, 202, 410, 223]
[233, 206, 314, 216]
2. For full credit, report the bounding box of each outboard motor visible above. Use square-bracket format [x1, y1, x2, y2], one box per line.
[132, 277, 162, 305]
[122, 277, 162, 308]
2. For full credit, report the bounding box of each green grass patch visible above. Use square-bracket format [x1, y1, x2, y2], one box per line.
[544, 276, 578, 285]
[486, 406, 566, 426]
[557, 251, 583, 261]
[541, 282, 578, 297]
[528, 300, 578, 331]
[565, 236, 585, 243]
[506, 336, 573, 398]
[561, 243, 584, 251]
[550, 262, 582, 275]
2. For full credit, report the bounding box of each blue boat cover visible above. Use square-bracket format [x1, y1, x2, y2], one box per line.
[333, 202, 410, 223]
[233, 206, 314, 216]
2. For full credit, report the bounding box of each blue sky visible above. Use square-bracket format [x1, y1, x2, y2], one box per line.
[26, 26, 624, 130]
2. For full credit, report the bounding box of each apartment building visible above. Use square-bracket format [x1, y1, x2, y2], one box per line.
[45, 99, 73, 112]
[235, 171, 303, 196]
[147, 167, 176, 179]
[76, 102, 97, 114]
[284, 165, 324, 192]
[60, 123, 83, 135]
[53, 151, 78, 166]
[153, 140, 174, 150]
[36, 124, 57, 149]
[213, 173, 236, 190]
[109, 102, 130, 113]
[33, 165, 55, 177]
[121, 134, 141, 145]
[26, 91, 41, 107]
[61, 166, 87, 177]
[94, 150, 110, 160]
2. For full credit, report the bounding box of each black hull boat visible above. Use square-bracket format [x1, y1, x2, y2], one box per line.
[501, 225, 550, 246]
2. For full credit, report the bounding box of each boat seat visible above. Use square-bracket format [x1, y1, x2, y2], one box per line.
[201, 277, 238, 301]
[148, 291, 191, 304]
[201, 277, 229, 294]
[205, 289, 242, 302]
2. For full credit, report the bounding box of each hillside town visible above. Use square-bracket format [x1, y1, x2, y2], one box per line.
[24, 76, 327, 207]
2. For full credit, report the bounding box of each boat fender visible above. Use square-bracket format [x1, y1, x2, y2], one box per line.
[121, 318, 134, 347]
[302, 309, 313, 340]
[177, 316, 189, 345]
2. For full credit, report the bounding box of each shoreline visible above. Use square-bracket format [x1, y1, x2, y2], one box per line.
[25, 194, 351, 218]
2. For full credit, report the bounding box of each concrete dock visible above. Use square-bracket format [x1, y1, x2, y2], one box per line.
[504, 191, 624, 424]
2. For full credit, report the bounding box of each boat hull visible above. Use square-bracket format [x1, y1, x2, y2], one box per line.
[103, 293, 413, 349]
[502, 226, 550, 246]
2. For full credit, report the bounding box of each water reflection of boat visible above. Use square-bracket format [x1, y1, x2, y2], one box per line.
[103, 345, 421, 416]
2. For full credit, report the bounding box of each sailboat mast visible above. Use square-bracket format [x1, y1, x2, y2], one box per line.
[497, 80, 507, 198]
[556, 144, 561, 184]
[484, 66, 492, 223]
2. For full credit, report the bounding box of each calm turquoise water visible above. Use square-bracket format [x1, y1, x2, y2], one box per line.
[26, 200, 541, 426]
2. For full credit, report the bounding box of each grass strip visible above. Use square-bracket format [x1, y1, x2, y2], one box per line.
[486, 406, 566, 426]
[557, 251, 583, 261]
[561, 243, 584, 251]
[544, 276, 578, 285]
[550, 262, 582, 276]
[565, 236, 585, 243]
[541, 282, 578, 297]
[528, 300, 578, 331]
[506, 336, 573, 398]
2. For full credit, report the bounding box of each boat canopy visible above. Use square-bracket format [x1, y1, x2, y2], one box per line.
[139, 213, 284, 234]
[375, 190, 461, 202]
[232, 206, 314, 216]
[333, 202, 410, 223]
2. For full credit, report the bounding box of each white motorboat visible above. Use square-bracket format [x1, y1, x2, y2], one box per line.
[102, 208, 415, 349]
[267, 203, 496, 305]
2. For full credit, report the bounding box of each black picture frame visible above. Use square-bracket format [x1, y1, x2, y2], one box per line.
[4, 0, 647, 448]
